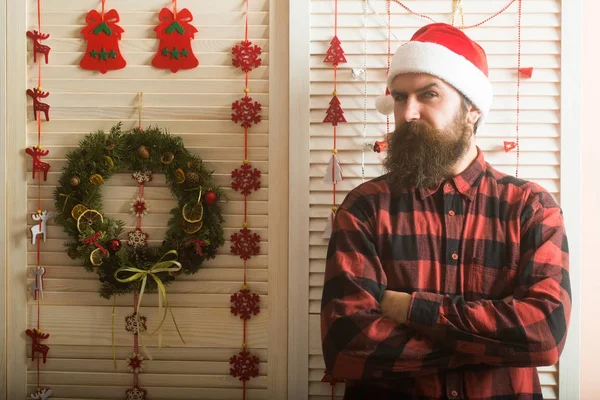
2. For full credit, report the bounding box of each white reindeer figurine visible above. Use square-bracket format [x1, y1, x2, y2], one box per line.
[31, 211, 53, 245]
[30, 388, 53, 399]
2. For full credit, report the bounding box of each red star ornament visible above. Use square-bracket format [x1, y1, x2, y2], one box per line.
[232, 96, 262, 128]
[232, 40, 262, 72]
[231, 163, 261, 196]
[230, 348, 260, 382]
[230, 288, 261, 320]
[230, 227, 261, 261]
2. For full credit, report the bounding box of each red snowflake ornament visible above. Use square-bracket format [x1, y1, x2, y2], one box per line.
[232, 96, 262, 128]
[230, 288, 261, 320]
[232, 40, 262, 72]
[323, 36, 347, 66]
[229, 348, 260, 382]
[230, 227, 261, 261]
[231, 163, 261, 196]
[125, 386, 146, 400]
[323, 95, 346, 126]
[321, 371, 345, 386]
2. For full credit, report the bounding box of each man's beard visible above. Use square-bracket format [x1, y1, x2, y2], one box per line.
[383, 111, 472, 191]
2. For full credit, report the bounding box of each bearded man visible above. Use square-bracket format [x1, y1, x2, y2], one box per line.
[320, 23, 571, 400]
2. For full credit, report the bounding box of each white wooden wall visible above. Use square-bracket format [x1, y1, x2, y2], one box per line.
[3, 0, 288, 398]
[291, 0, 571, 398]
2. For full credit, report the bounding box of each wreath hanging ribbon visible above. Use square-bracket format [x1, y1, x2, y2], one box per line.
[115, 250, 186, 354]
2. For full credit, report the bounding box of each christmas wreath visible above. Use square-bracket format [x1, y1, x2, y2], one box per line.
[54, 123, 226, 298]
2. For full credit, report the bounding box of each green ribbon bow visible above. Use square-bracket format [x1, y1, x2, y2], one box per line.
[115, 250, 185, 352]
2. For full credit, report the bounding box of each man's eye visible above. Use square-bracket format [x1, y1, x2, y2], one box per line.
[394, 96, 406, 102]
[423, 92, 437, 98]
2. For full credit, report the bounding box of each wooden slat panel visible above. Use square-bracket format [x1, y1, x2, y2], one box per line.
[27, 306, 268, 348]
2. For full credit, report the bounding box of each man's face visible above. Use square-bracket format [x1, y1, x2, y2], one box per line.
[383, 73, 479, 190]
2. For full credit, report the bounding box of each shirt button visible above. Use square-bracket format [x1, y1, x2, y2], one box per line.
[445, 183, 453, 191]
[502, 266, 509, 272]
[451, 390, 458, 397]
[451, 253, 459, 261]
[448, 210, 456, 216]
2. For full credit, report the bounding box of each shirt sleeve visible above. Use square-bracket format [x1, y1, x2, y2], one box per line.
[406, 190, 571, 367]
[320, 197, 465, 381]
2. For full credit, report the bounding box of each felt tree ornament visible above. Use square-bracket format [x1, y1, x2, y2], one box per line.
[79, 5, 126, 74]
[323, 93, 346, 126]
[152, 7, 199, 73]
[324, 36, 347, 66]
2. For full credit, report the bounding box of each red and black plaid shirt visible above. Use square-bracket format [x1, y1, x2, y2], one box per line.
[321, 148, 571, 400]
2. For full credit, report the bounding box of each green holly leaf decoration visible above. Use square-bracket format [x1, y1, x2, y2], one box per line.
[93, 21, 113, 36]
[165, 21, 185, 35]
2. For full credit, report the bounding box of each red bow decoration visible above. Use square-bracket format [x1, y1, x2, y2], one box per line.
[518, 67, 533, 78]
[503, 141, 517, 152]
[156, 8, 196, 36]
[373, 140, 388, 153]
[81, 9, 123, 39]
[84, 232, 108, 255]
[186, 238, 207, 256]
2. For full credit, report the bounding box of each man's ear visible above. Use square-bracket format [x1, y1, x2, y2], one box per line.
[466, 104, 482, 126]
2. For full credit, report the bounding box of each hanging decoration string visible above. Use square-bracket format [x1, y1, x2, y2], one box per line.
[391, 0, 518, 30]
[451, 0, 465, 28]
[26, 0, 53, 397]
[229, 0, 263, 397]
[361, 0, 368, 182]
[515, 0, 522, 177]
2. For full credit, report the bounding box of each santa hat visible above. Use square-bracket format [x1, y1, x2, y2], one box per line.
[376, 23, 493, 129]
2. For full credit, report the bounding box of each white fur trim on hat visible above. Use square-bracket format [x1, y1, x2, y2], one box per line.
[386, 41, 493, 129]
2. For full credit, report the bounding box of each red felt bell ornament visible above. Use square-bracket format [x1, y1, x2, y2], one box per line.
[79, 2, 127, 74]
[152, 4, 199, 73]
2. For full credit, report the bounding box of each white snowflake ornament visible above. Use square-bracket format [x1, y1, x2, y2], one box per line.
[30, 388, 53, 400]
[127, 228, 148, 248]
[125, 386, 146, 400]
[132, 170, 152, 185]
[125, 312, 147, 334]
[126, 352, 145, 373]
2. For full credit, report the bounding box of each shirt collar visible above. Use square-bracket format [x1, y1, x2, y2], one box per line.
[418, 147, 486, 201]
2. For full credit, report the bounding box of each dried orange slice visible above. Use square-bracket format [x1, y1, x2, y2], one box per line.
[71, 204, 89, 220]
[104, 156, 115, 169]
[89, 174, 105, 185]
[77, 209, 104, 233]
[89, 248, 106, 266]
[175, 168, 185, 184]
[181, 219, 203, 234]
[182, 202, 204, 223]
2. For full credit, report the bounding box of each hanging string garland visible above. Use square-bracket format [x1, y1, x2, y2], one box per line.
[360, 0, 369, 182]
[26, 0, 53, 397]
[79, 0, 126, 74]
[228, 1, 263, 398]
[322, 0, 347, 240]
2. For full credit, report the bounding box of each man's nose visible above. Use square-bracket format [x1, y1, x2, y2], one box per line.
[402, 98, 420, 122]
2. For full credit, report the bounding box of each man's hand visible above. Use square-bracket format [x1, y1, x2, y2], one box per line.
[380, 290, 412, 325]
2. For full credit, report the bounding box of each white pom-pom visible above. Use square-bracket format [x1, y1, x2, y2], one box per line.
[375, 94, 394, 115]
